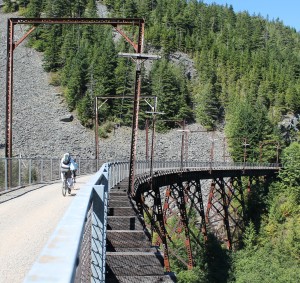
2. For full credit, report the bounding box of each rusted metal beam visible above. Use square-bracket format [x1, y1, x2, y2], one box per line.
[215, 178, 232, 250]
[9, 17, 145, 26]
[5, 19, 14, 187]
[14, 26, 36, 49]
[113, 26, 138, 52]
[6, 19, 13, 159]
[185, 180, 208, 242]
[128, 59, 142, 195]
[205, 176, 247, 250]
[5, 17, 144, 158]
[139, 187, 171, 272]
[171, 183, 194, 269]
[154, 186, 171, 272]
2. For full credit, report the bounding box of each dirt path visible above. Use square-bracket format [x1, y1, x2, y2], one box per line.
[0, 175, 92, 283]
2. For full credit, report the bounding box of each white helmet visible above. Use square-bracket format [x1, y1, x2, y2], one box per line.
[63, 152, 70, 163]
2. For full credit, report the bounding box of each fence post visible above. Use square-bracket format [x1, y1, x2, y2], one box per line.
[50, 159, 53, 181]
[57, 159, 60, 180]
[41, 159, 43, 183]
[29, 159, 32, 185]
[78, 158, 81, 175]
[5, 158, 8, 191]
[19, 158, 21, 187]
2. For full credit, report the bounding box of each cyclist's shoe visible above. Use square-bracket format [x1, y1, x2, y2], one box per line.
[68, 187, 71, 194]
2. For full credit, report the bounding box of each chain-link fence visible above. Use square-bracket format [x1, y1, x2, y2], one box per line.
[74, 202, 93, 283]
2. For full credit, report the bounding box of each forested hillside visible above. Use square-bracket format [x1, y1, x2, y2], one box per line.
[4, 0, 300, 161]
[3, 0, 300, 282]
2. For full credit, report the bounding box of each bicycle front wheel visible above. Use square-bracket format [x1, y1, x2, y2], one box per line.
[62, 179, 68, 196]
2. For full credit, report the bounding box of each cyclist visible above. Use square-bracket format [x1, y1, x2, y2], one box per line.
[60, 153, 78, 192]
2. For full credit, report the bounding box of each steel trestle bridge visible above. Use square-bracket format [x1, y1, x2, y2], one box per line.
[18, 160, 279, 282]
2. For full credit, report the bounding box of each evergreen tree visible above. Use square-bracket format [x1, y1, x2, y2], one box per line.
[89, 27, 117, 98]
[72, 0, 88, 17]
[25, 0, 43, 17]
[193, 80, 221, 130]
[3, 0, 17, 12]
[285, 83, 300, 113]
[84, 0, 98, 17]
[150, 60, 192, 130]
[64, 48, 88, 110]
[44, 0, 72, 17]
[77, 93, 94, 127]
[124, 0, 138, 17]
[42, 25, 64, 72]
[17, 0, 30, 9]
[225, 97, 273, 162]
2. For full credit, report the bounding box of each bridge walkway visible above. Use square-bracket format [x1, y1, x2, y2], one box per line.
[106, 178, 175, 282]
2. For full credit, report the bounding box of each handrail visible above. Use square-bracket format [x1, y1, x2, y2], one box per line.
[0, 157, 109, 191]
[1, 157, 281, 192]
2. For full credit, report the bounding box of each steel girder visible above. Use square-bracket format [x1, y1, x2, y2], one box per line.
[135, 177, 208, 271]
[138, 184, 171, 272]
[205, 176, 258, 250]
[128, 58, 142, 195]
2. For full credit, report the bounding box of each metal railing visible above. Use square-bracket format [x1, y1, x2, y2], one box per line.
[0, 157, 281, 192]
[0, 157, 109, 192]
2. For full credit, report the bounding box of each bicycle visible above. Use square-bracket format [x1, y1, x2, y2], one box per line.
[62, 170, 72, 197]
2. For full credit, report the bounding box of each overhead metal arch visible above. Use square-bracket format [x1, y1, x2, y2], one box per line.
[5, 17, 144, 158]
[5, 17, 146, 189]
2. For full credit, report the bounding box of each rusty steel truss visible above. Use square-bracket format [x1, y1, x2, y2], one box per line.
[205, 176, 248, 250]
[133, 167, 278, 271]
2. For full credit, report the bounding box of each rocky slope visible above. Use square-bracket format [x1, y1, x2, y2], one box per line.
[0, 8, 228, 162]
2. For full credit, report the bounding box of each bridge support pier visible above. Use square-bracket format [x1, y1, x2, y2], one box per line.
[138, 184, 171, 272]
[137, 177, 209, 271]
[206, 176, 250, 250]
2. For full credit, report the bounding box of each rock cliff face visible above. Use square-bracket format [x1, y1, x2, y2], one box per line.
[0, 10, 228, 162]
